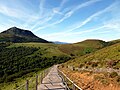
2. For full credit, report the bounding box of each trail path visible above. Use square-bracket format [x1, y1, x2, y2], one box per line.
[38, 65, 66, 90]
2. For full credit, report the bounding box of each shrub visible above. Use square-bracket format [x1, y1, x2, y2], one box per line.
[91, 62, 98, 67]
[109, 72, 118, 78]
[79, 64, 84, 68]
[116, 76, 120, 83]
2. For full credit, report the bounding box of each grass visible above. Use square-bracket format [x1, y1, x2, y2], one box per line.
[64, 43, 120, 68]
[58, 39, 108, 56]
[8, 42, 57, 48]
[0, 42, 70, 90]
[0, 68, 45, 90]
[1, 39, 119, 90]
[59, 42, 120, 89]
[8, 42, 68, 57]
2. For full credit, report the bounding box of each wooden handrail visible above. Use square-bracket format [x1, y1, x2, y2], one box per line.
[57, 68, 82, 90]
[16, 67, 51, 90]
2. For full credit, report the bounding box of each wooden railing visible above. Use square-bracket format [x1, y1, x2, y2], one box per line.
[16, 68, 51, 90]
[57, 68, 82, 90]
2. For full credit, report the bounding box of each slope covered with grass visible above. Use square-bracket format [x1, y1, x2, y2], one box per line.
[65, 42, 120, 69]
[60, 42, 120, 90]
[58, 39, 108, 56]
[0, 42, 70, 83]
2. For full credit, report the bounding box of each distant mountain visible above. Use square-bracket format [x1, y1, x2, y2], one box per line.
[53, 41, 70, 44]
[0, 27, 49, 43]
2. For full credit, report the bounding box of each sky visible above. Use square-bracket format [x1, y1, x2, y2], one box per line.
[0, 0, 120, 43]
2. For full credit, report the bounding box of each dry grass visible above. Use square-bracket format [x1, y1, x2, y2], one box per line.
[60, 67, 120, 90]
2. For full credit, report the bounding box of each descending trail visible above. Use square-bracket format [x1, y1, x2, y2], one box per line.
[38, 65, 66, 90]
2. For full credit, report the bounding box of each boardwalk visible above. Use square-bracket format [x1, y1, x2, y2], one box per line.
[38, 65, 66, 90]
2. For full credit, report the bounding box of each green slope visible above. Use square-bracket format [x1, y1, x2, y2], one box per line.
[0, 39, 120, 85]
[58, 39, 108, 56]
[64, 42, 120, 69]
[0, 42, 70, 83]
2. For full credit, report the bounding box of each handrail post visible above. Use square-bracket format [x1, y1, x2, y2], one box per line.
[72, 82, 75, 90]
[43, 70, 45, 78]
[40, 73, 43, 84]
[36, 75, 38, 90]
[26, 80, 29, 90]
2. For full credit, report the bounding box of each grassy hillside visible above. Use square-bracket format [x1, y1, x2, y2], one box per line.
[108, 39, 120, 45]
[59, 42, 120, 90]
[64, 42, 120, 69]
[1, 39, 120, 89]
[58, 39, 108, 56]
[0, 42, 70, 83]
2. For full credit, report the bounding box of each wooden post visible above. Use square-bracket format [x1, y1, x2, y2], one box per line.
[40, 73, 42, 84]
[26, 80, 29, 90]
[44, 70, 45, 78]
[44, 70, 46, 77]
[36, 75, 38, 90]
[72, 83, 75, 90]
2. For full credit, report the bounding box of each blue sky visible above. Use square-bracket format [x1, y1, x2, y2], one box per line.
[0, 0, 120, 43]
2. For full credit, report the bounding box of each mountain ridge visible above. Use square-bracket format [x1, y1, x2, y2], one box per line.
[0, 27, 49, 43]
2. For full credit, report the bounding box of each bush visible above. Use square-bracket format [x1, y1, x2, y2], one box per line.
[109, 72, 118, 78]
[116, 76, 120, 83]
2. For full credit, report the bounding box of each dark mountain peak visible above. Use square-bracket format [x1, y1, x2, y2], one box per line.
[0, 27, 49, 43]
[1, 27, 35, 37]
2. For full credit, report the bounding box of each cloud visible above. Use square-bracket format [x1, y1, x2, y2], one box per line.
[39, 0, 46, 17]
[103, 19, 120, 32]
[41, 16, 120, 41]
[0, 4, 25, 18]
[65, 1, 117, 33]
[41, 1, 118, 38]
[42, 25, 105, 38]
[33, 0, 101, 32]
[31, 0, 69, 30]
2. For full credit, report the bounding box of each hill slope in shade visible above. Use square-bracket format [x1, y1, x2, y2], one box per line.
[108, 39, 120, 45]
[0, 27, 49, 43]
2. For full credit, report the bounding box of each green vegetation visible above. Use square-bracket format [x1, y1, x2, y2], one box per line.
[0, 38, 120, 89]
[58, 39, 108, 56]
[109, 72, 118, 78]
[64, 42, 120, 69]
[0, 68, 45, 90]
[0, 42, 70, 84]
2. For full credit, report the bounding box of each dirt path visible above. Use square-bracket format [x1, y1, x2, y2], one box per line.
[38, 65, 66, 90]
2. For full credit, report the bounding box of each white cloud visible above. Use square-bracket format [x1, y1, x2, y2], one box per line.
[39, 0, 46, 17]
[65, 1, 117, 33]
[34, 0, 101, 32]
[30, 0, 68, 30]
[103, 19, 120, 32]
[0, 3, 34, 21]
[39, 1, 118, 39]
[40, 18, 120, 42]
